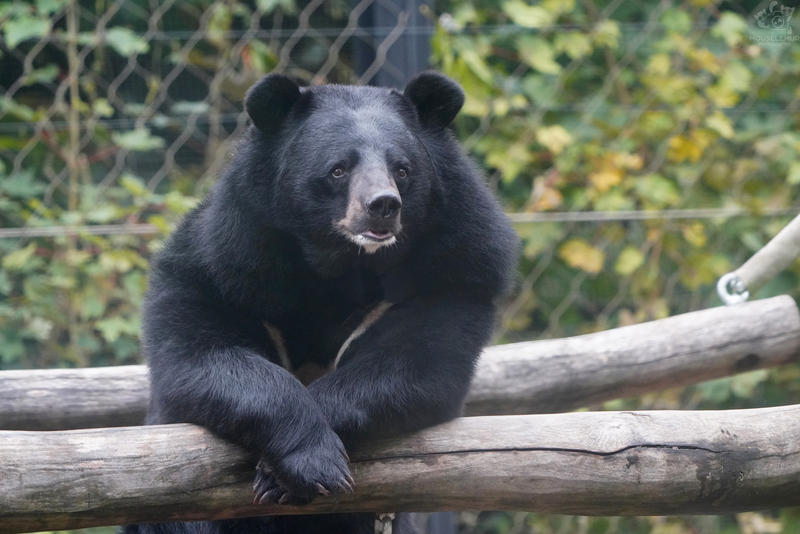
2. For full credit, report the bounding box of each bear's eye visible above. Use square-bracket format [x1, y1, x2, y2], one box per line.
[396, 167, 409, 179]
[330, 167, 345, 178]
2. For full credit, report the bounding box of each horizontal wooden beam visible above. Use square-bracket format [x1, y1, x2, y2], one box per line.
[3, 405, 800, 532]
[1, 296, 798, 430]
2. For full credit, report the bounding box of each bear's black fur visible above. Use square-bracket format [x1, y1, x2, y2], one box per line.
[126, 72, 519, 534]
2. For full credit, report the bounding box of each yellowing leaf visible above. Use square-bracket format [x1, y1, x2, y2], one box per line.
[518, 36, 561, 74]
[589, 168, 623, 192]
[682, 222, 707, 248]
[462, 94, 490, 117]
[536, 125, 573, 155]
[718, 61, 752, 93]
[2, 243, 37, 270]
[486, 141, 532, 182]
[787, 161, 800, 185]
[612, 152, 644, 170]
[706, 83, 740, 108]
[705, 111, 734, 139]
[615, 247, 644, 275]
[689, 48, 719, 74]
[647, 53, 671, 76]
[667, 133, 708, 163]
[593, 20, 620, 48]
[559, 239, 605, 274]
[502, 1, 553, 28]
[529, 176, 563, 211]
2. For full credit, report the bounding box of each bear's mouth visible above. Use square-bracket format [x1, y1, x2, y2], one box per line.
[362, 230, 394, 242]
[336, 226, 398, 254]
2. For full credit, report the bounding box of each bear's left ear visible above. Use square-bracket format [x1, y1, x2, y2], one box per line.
[244, 73, 302, 133]
[403, 71, 464, 129]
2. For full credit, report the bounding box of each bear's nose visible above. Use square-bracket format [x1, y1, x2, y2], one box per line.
[366, 192, 402, 219]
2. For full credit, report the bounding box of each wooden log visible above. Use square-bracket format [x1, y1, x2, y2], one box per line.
[468, 294, 800, 414]
[1, 296, 798, 430]
[2, 405, 800, 532]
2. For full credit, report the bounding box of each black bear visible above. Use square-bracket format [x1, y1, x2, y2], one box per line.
[126, 72, 519, 534]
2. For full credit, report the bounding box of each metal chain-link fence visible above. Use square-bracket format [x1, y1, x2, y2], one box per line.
[1, 0, 799, 369]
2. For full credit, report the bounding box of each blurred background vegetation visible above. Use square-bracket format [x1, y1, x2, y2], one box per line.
[1, 0, 799, 532]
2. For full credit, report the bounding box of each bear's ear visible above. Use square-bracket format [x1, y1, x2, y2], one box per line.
[403, 71, 464, 129]
[244, 74, 302, 133]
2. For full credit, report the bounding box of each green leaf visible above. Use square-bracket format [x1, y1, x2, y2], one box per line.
[502, 1, 553, 28]
[0, 96, 36, 121]
[2, 243, 37, 271]
[80, 292, 105, 320]
[246, 40, 278, 74]
[208, 4, 233, 45]
[95, 316, 139, 343]
[661, 7, 691, 33]
[86, 204, 120, 223]
[518, 36, 561, 74]
[256, 0, 295, 13]
[635, 174, 681, 207]
[459, 48, 493, 84]
[712, 12, 747, 47]
[171, 101, 210, 114]
[104, 27, 149, 56]
[36, 0, 67, 15]
[0, 270, 12, 294]
[20, 64, 59, 86]
[92, 98, 114, 117]
[718, 61, 752, 93]
[521, 74, 558, 107]
[731, 369, 769, 397]
[4, 16, 49, 48]
[112, 128, 165, 151]
[120, 174, 149, 197]
[0, 170, 46, 198]
[25, 316, 53, 341]
[554, 31, 592, 59]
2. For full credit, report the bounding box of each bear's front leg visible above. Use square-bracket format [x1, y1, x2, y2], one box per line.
[145, 289, 353, 505]
[307, 294, 496, 445]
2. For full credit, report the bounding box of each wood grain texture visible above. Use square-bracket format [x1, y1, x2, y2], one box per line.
[2, 406, 800, 532]
[1, 296, 798, 430]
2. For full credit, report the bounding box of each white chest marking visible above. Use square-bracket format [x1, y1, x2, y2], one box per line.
[264, 322, 291, 372]
[334, 301, 393, 368]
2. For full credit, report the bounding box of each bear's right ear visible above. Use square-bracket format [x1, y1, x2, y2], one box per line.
[244, 74, 302, 133]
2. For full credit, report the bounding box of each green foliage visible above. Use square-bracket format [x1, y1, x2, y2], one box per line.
[432, 0, 800, 341]
[432, 1, 800, 532]
[1, 1, 799, 531]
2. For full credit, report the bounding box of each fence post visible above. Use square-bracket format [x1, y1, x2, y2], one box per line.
[354, 0, 432, 87]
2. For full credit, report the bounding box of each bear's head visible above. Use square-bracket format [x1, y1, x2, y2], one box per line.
[241, 72, 464, 268]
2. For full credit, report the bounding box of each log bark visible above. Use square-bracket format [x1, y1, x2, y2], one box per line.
[2, 405, 800, 532]
[1, 296, 798, 430]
